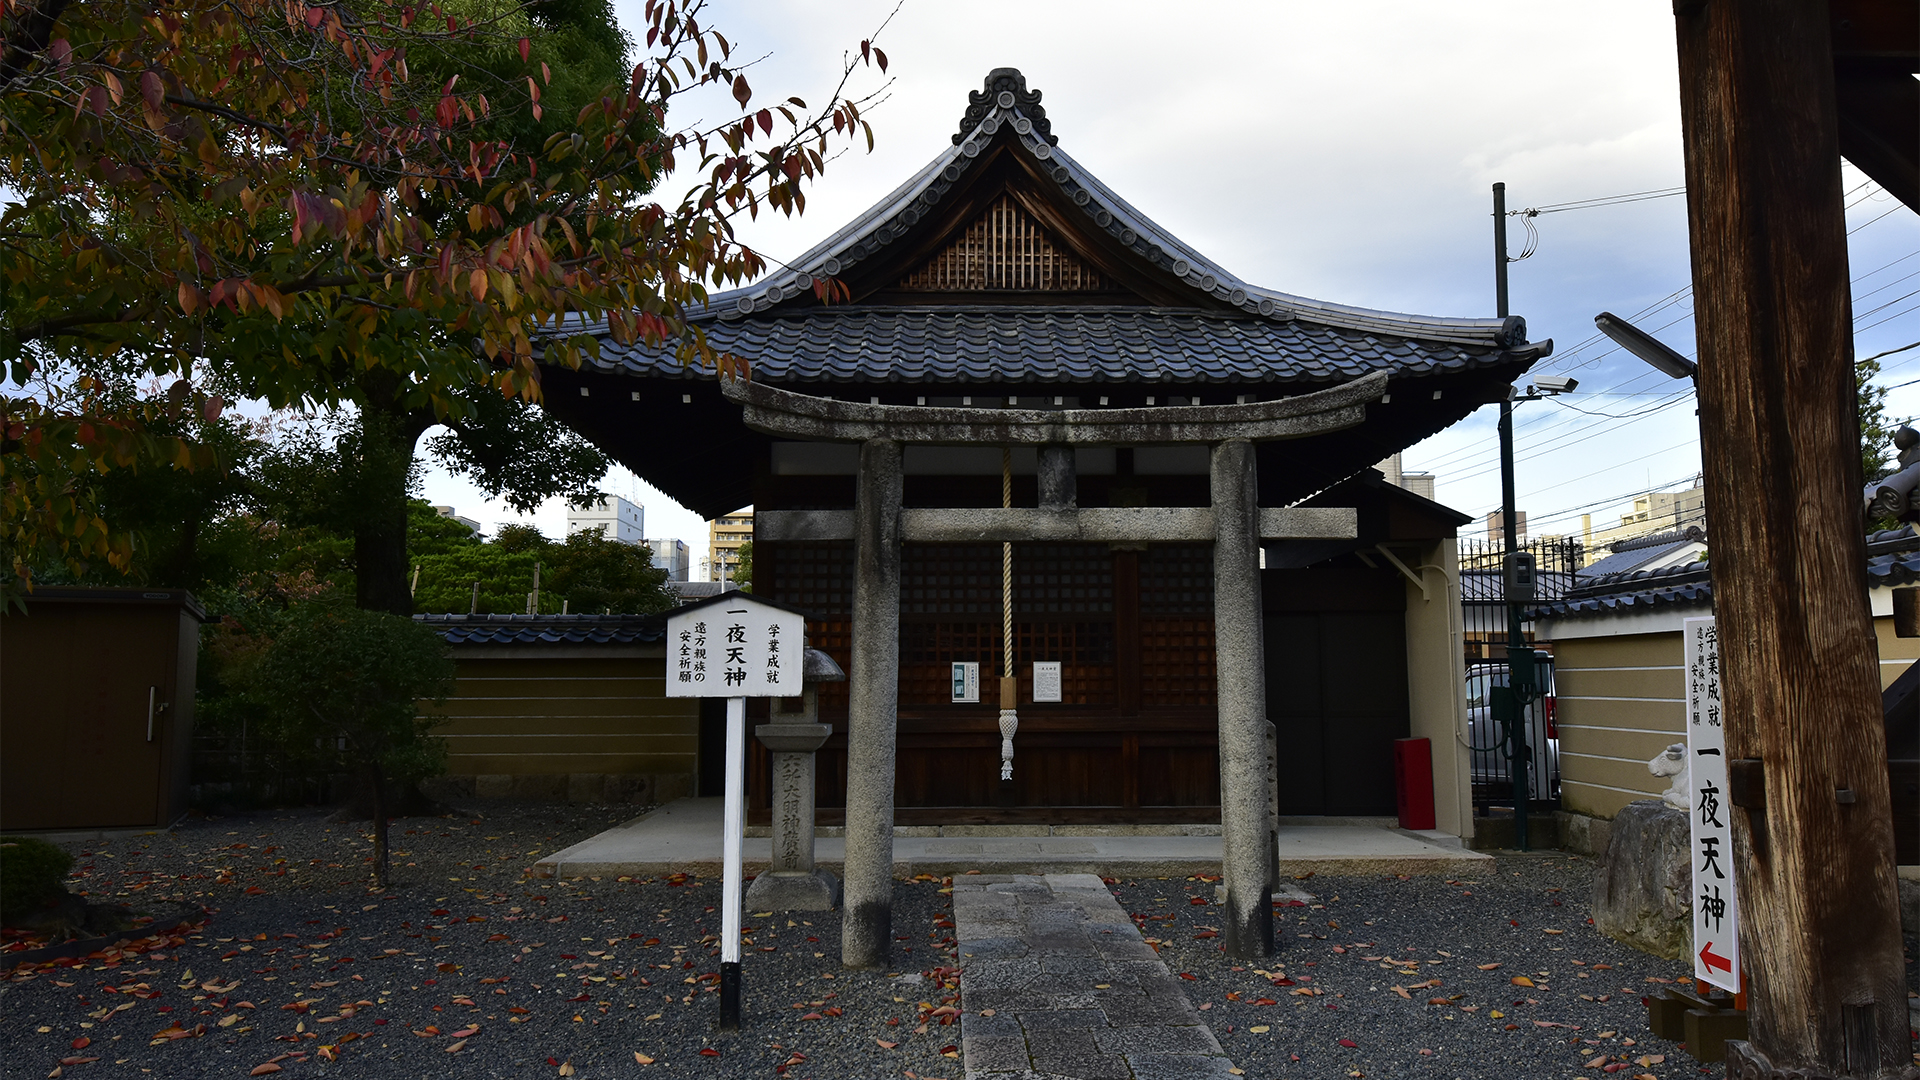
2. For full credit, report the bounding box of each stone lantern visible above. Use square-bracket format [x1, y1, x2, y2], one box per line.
[743, 647, 846, 911]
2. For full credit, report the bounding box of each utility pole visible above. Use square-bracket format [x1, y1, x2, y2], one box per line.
[1674, 2, 1909, 1076]
[1493, 181, 1534, 852]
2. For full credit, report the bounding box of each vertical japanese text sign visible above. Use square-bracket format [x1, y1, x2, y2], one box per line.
[666, 597, 805, 699]
[1683, 616, 1740, 992]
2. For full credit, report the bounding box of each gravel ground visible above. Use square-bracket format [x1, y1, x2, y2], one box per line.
[1, 804, 963, 1080]
[1110, 856, 1920, 1080]
[7, 812, 1913, 1080]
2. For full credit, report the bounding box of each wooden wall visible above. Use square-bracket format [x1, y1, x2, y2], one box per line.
[426, 649, 698, 782]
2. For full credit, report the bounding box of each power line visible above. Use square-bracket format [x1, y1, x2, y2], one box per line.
[1517, 186, 1686, 215]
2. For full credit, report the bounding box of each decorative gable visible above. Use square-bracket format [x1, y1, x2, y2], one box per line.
[898, 194, 1109, 293]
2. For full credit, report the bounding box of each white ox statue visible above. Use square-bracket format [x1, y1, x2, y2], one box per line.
[1648, 743, 1690, 811]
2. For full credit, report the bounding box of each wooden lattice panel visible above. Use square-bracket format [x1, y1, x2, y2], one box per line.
[767, 541, 853, 716]
[1140, 544, 1216, 706]
[898, 195, 1110, 292]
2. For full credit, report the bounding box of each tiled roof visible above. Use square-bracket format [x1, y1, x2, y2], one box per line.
[584, 305, 1515, 386]
[565, 69, 1548, 382]
[1577, 537, 1706, 580]
[1533, 526, 1920, 619]
[414, 613, 665, 646]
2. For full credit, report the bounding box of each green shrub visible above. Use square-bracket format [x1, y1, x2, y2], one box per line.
[0, 836, 74, 922]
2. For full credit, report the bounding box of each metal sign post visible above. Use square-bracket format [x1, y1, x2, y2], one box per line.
[1683, 616, 1740, 993]
[666, 592, 808, 1032]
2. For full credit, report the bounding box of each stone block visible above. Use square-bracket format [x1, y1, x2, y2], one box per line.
[417, 774, 474, 802]
[1016, 1009, 1106, 1032]
[962, 1035, 1030, 1075]
[1555, 810, 1613, 857]
[963, 958, 1043, 992]
[1094, 1024, 1222, 1056]
[957, 936, 1029, 960]
[1026, 1030, 1129, 1080]
[653, 772, 694, 804]
[742, 869, 840, 911]
[511, 774, 566, 801]
[565, 773, 606, 804]
[474, 774, 514, 800]
[602, 774, 654, 805]
[960, 1011, 1024, 1040]
[1127, 1052, 1241, 1080]
[1591, 800, 1692, 959]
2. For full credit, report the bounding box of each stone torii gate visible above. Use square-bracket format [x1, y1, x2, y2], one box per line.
[726, 370, 1388, 964]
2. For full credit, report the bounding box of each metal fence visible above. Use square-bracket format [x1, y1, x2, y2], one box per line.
[1458, 536, 1584, 810]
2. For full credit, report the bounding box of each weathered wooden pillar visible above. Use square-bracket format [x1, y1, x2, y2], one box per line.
[842, 437, 903, 969]
[1675, 3, 1910, 1075]
[1212, 438, 1274, 958]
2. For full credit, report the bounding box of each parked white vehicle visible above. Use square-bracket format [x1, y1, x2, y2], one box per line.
[1465, 660, 1559, 803]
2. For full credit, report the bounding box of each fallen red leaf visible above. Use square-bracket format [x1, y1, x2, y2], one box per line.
[699, 1048, 720, 1057]
[249, 1066, 281, 1076]
[1338, 1038, 1358, 1048]
[70, 1038, 89, 1050]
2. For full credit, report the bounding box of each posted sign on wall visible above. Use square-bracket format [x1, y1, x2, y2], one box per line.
[1683, 616, 1740, 993]
[666, 597, 806, 698]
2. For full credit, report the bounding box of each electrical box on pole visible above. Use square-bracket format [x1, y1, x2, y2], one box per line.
[1503, 551, 1537, 603]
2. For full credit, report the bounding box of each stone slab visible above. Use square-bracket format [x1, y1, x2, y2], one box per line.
[533, 798, 1491, 878]
[952, 873, 1240, 1080]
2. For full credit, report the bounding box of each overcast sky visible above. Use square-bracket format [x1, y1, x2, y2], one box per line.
[419, 0, 1918, 569]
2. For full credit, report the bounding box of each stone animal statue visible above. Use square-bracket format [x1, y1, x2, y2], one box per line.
[1647, 743, 1690, 810]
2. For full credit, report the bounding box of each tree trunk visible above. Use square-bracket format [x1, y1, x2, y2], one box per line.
[350, 399, 433, 617]
[1674, 3, 1911, 1076]
[367, 764, 391, 889]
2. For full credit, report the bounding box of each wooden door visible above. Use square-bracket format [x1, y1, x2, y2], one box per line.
[2, 604, 173, 829]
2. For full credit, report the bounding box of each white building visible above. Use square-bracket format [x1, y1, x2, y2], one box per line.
[567, 495, 645, 545]
[645, 538, 691, 581]
[432, 505, 482, 536]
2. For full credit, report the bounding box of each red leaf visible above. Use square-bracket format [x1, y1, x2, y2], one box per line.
[518, 37, 530, 63]
[699, 1048, 720, 1057]
[756, 109, 772, 136]
[139, 70, 163, 110]
[731, 75, 750, 107]
[1177, 972, 1197, 981]
[71, 1038, 90, 1050]
[250, 1066, 281, 1076]
[1338, 1038, 1358, 1048]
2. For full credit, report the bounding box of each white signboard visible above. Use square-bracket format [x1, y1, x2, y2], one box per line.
[951, 662, 980, 703]
[1683, 616, 1740, 993]
[666, 597, 805, 698]
[1032, 661, 1063, 703]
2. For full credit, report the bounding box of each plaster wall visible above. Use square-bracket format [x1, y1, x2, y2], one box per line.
[1402, 537, 1473, 839]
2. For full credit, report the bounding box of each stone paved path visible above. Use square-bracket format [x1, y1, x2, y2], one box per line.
[952, 873, 1237, 1080]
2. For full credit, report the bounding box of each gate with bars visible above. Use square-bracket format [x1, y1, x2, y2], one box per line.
[1458, 536, 1583, 810]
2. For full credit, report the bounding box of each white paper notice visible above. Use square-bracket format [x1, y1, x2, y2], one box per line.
[1032, 662, 1062, 703]
[951, 661, 980, 703]
[1683, 616, 1740, 993]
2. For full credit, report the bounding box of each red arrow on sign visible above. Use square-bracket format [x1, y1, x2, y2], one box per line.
[1698, 941, 1733, 974]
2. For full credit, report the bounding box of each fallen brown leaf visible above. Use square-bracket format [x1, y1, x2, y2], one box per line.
[875, 1039, 898, 1050]
[1477, 963, 1502, 970]
[633, 1052, 654, 1065]
[1391, 986, 1410, 999]
[446, 1040, 467, 1053]
[249, 1066, 281, 1077]
[1510, 976, 1535, 987]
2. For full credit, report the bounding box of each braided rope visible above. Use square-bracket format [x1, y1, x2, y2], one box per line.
[1002, 446, 1013, 680]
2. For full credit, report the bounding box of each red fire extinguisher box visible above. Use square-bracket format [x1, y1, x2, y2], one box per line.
[1393, 737, 1436, 831]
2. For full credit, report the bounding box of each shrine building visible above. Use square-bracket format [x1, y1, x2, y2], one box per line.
[541, 69, 1550, 956]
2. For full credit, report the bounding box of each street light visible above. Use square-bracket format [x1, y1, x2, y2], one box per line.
[1595, 311, 1698, 379]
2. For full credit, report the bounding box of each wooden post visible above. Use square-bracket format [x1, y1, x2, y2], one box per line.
[1674, 3, 1911, 1075]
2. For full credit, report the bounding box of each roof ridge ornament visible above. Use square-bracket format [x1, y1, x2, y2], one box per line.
[954, 67, 1055, 146]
